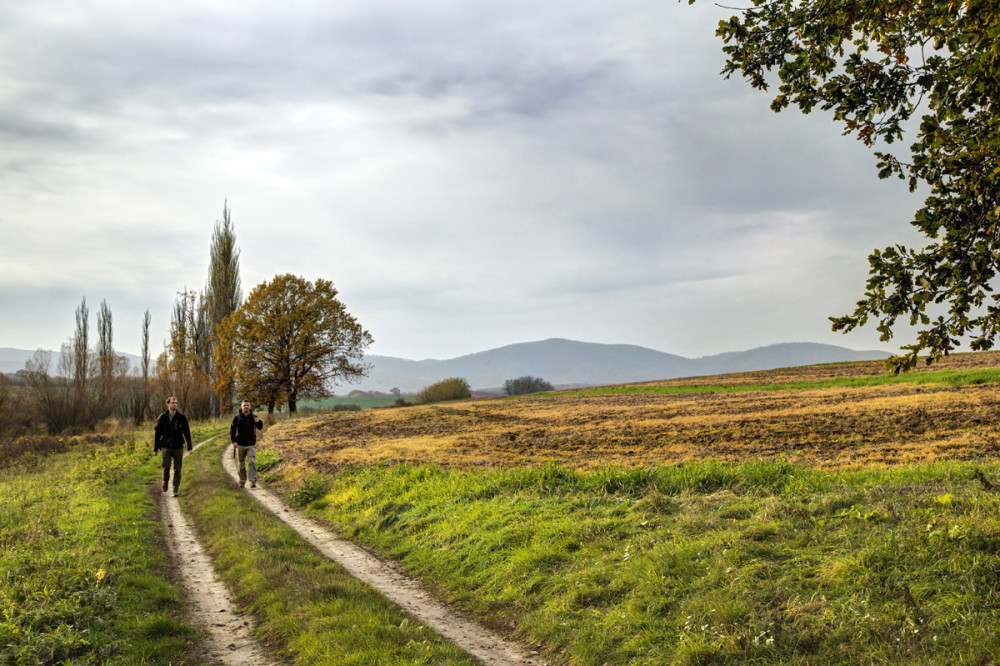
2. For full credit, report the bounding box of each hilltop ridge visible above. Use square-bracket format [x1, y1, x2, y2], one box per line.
[354, 338, 890, 392]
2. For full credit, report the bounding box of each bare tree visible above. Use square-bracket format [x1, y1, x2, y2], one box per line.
[162, 289, 214, 419]
[192, 290, 211, 373]
[123, 309, 154, 425]
[24, 350, 77, 433]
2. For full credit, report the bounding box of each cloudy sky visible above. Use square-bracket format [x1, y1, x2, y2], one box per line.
[0, 0, 928, 362]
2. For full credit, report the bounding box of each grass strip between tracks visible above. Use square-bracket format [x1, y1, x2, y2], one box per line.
[277, 458, 1000, 665]
[0, 421, 227, 665]
[179, 438, 477, 665]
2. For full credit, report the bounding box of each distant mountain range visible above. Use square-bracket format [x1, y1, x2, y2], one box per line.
[349, 339, 890, 393]
[1, 339, 891, 393]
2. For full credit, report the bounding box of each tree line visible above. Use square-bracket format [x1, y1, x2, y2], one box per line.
[0, 201, 373, 442]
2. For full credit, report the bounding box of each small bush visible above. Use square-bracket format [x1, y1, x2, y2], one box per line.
[414, 377, 471, 405]
[503, 376, 555, 395]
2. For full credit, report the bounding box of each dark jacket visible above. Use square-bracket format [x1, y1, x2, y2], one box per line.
[154, 411, 192, 452]
[230, 411, 263, 446]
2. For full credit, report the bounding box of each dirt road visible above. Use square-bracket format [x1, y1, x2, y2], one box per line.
[158, 438, 277, 665]
[221, 445, 543, 666]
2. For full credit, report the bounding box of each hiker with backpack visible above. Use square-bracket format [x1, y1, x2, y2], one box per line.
[231, 400, 263, 488]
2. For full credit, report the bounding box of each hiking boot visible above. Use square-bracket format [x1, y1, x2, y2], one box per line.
[172, 490, 180, 497]
[162, 481, 168, 492]
[250, 481, 256, 489]
[239, 482, 245, 488]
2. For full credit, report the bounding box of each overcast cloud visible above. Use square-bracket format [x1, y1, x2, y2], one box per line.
[0, 0, 928, 363]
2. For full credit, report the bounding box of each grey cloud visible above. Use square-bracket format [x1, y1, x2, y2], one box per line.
[0, 114, 87, 143]
[0, 0, 920, 361]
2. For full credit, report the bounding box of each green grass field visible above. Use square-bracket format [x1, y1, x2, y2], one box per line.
[0, 424, 225, 664]
[279, 459, 1000, 665]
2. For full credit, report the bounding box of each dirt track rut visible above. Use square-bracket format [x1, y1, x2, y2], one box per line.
[159, 438, 276, 665]
[221, 445, 543, 666]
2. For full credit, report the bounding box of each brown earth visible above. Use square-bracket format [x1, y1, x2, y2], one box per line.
[262, 351, 1000, 476]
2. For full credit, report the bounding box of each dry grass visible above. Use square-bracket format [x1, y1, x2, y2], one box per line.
[262, 351, 1000, 476]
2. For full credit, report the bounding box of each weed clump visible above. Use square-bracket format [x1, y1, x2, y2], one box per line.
[290, 473, 331, 506]
[255, 448, 282, 474]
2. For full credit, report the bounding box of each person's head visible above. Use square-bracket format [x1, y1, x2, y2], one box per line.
[241, 400, 251, 415]
[166, 396, 179, 413]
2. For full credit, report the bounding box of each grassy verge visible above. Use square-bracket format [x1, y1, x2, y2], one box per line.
[0, 426, 218, 665]
[568, 367, 1000, 396]
[179, 439, 477, 665]
[276, 460, 1000, 665]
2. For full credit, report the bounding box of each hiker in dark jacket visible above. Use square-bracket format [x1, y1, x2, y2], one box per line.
[153, 396, 192, 497]
[230, 400, 263, 488]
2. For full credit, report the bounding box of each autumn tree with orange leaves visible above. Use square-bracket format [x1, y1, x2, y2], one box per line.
[216, 274, 373, 414]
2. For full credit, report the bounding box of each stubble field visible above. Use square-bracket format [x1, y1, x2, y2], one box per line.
[264, 351, 1000, 476]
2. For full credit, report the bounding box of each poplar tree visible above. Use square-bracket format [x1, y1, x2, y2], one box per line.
[205, 201, 242, 412]
[140, 309, 151, 383]
[71, 297, 89, 399]
[95, 299, 116, 413]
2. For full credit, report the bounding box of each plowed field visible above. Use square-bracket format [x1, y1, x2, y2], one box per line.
[264, 351, 1000, 474]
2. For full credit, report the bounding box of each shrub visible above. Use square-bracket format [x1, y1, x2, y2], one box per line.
[414, 377, 471, 405]
[290, 473, 331, 506]
[503, 376, 555, 395]
[0, 434, 71, 469]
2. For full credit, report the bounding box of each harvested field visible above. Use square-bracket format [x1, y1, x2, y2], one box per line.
[263, 351, 1000, 475]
